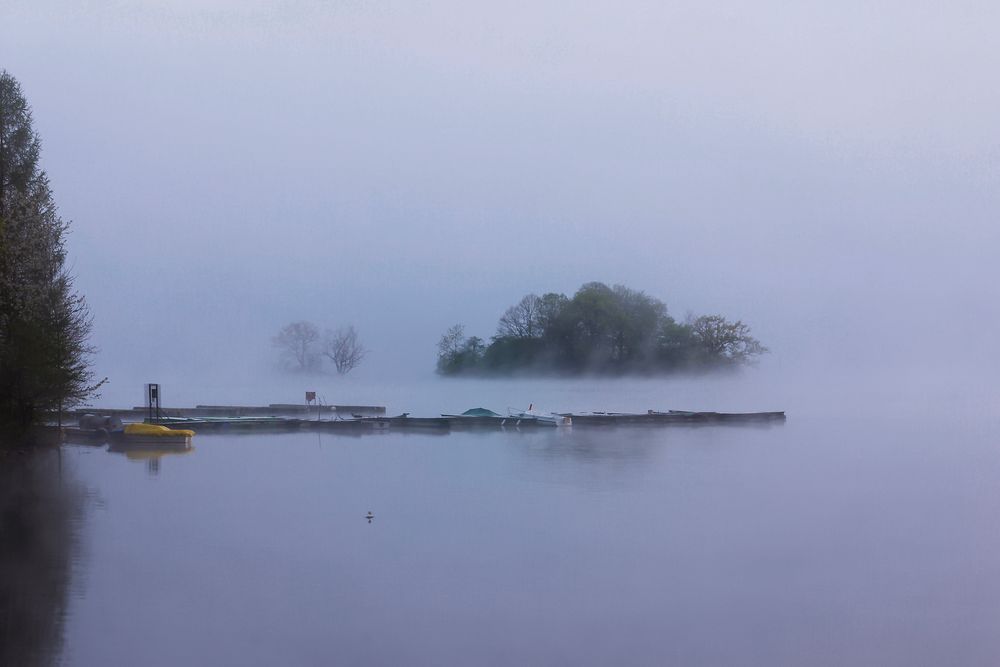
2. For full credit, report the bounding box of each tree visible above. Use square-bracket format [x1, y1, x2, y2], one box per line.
[435, 282, 770, 375]
[272, 321, 320, 371]
[536, 292, 569, 336]
[322, 326, 366, 374]
[437, 324, 464, 357]
[436, 324, 466, 374]
[690, 315, 768, 364]
[556, 282, 624, 366]
[605, 285, 666, 363]
[655, 317, 697, 368]
[496, 294, 543, 339]
[0, 71, 102, 431]
[436, 324, 487, 374]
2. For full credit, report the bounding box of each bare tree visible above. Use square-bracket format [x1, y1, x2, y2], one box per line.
[690, 315, 768, 364]
[438, 324, 465, 358]
[272, 321, 320, 371]
[496, 294, 542, 338]
[322, 326, 367, 374]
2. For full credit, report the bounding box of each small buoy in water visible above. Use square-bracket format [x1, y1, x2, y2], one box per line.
[366, 511, 374, 522]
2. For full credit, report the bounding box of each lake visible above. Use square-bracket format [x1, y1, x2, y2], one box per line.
[3, 369, 1000, 666]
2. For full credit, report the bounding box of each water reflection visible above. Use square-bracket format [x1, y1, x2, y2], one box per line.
[34, 412, 1000, 665]
[0, 447, 85, 667]
[106, 444, 194, 477]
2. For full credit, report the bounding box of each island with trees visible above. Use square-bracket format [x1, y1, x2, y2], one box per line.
[436, 282, 767, 376]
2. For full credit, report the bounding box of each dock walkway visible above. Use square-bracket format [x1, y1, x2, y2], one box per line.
[57, 405, 785, 441]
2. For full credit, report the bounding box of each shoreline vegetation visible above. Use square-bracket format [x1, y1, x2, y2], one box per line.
[0, 71, 102, 438]
[437, 282, 767, 377]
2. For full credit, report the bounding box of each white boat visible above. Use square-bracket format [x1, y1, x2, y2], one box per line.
[507, 405, 572, 427]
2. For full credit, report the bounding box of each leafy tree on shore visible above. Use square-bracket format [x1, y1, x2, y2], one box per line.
[436, 282, 767, 376]
[0, 71, 102, 431]
[437, 324, 486, 374]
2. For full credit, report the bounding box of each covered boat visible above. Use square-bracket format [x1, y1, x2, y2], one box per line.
[507, 405, 572, 427]
[113, 423, 195, 449]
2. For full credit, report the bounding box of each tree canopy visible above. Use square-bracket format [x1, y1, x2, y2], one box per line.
[436, 282, 767, 376]
[0, 71, 102, 430]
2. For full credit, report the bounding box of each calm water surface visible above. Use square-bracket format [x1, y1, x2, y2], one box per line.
[4, 375, 1000, 666]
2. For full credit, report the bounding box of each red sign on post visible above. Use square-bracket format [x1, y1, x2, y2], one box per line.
[305, 391, 316, 403]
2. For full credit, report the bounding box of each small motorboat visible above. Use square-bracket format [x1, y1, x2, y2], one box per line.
[507, 405, 572, 427]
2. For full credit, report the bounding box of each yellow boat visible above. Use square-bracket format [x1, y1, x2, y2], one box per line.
[115, 423, 195, 449]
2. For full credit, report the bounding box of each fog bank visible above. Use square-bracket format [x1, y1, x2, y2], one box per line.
[2, 1, 997, 404]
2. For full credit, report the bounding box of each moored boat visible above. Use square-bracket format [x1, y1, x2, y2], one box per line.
[441, 408, 510, 428]
[507, 405, 572, 427]
[111, 423, 195, 449]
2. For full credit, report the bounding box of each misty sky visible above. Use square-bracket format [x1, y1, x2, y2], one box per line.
[3, 1, 998, 403]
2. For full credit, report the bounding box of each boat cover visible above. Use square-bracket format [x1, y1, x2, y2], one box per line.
[460, 408, 503, 417]
[125, 423, 196, 437]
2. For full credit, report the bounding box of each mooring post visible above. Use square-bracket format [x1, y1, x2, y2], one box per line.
[147, 383, 160, 423]
[306, 390, 318, 421]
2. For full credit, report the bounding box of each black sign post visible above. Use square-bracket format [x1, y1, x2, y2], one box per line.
[147, 383, 161, 422]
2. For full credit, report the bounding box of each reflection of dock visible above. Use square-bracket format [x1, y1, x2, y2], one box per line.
[151, 415, 454, 432]
[154, 416, 308, 433]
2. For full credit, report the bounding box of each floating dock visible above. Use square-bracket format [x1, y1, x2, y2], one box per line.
[57, 405, 785, 442]
[558, 410, 787, 426]
[52, 403, 386, 422]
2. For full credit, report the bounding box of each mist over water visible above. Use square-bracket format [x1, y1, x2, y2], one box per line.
[4, 1, 1000, 664]
[46, 379, 1000, 666]
[44, 352, 998, 665]
[87, 352, 999, 430]
[5, 0, 1000, 397]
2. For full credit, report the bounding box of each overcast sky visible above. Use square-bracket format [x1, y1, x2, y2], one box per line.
[3, 1, 998, 402]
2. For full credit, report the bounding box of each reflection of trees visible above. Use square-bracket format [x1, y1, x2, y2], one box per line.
[515, 428, 659, 464]
[0, 448, 84, 666]
[497, 428, 664, 492]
